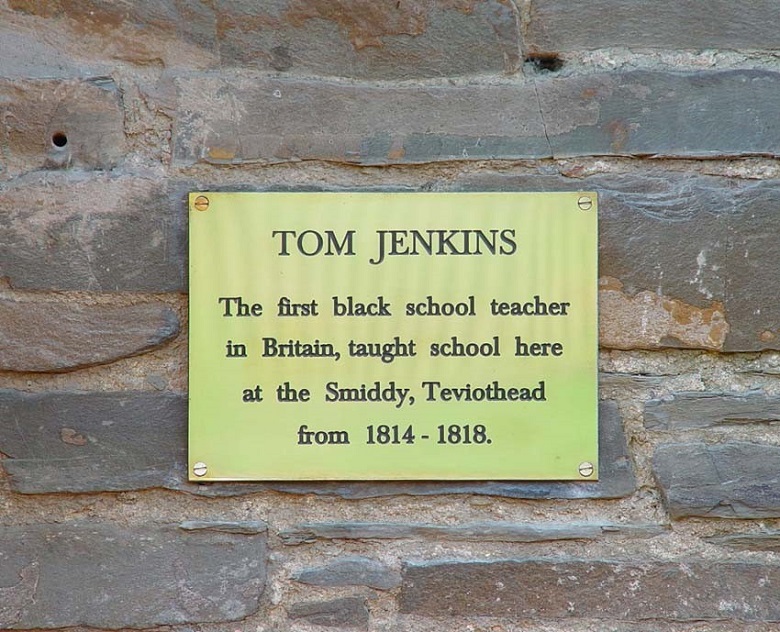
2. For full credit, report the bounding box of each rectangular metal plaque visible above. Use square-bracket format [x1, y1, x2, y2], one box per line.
[188, 192, 598, 481]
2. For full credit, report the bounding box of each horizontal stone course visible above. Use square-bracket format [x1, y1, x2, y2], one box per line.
[706, 532, 780, 552]
[527, 0, 780, 54]
[653, 442, 780, 518]
[645, 392, 780, 430]
[281, 521, 665, 545]
[173, 70, 780, 165]
[400, 559, 780, 620]
[0, 392, 633, 499]
[0, 78, 124, 178]
[0, 298, 179, 372]
[0, 522, 267, 629]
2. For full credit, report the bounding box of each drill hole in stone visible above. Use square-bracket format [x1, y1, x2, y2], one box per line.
[525, 54, 564, 73]
[51, 132, 68, 148]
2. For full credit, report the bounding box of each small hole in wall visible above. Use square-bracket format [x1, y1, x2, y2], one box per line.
[51, 132, 68, 148]
[525, 54, 564, 73]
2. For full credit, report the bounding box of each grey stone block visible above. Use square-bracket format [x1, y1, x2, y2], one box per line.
[293, 557, 401, 589]
[0, 521, 266, 628]
[0, 298, 179, 372]
[527, 0, 780, 54]
[0, 78, 124, 178]
[645, 392, 780, 430]
[400, 559, 780, 620]
[172, 74, 548, 165]
[0, 390, 187, 493]
[288, 597, 368, 628]
[538, 70, 780, 158]
[281, 521, 665, 545]
[653, 442, 780, 519]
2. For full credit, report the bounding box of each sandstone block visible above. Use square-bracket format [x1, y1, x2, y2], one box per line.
[0, 298, 179, 372]
[400, 559, 780, 620]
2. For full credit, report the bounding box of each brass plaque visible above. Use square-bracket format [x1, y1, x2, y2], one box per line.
[188, 192, 598, 481]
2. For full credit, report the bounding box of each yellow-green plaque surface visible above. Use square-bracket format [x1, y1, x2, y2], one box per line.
[189, 192, 598, 481]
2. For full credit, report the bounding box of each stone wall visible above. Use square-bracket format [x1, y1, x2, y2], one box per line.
[1, 1, 780, 630]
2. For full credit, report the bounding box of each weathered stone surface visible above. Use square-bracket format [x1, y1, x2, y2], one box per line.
[653, 442, 780, 519]
[1, 391, 632, 499]
[539, 70, 780, 158]
[527, 0, 780, 54]
[173, 70, 780, 166]
[645, 392, 780, 430]
[288, 597, 368, 628]
[0, 78, 124, 178]
[281, 521, 664, 545]
[180, 520, 268, 535]
[0, 25, 105, 78]
[172, 75, 547, 165]
[294, 557, 401, 589]
[0, 521, 266, 628]
[706, 532, 780, 552]
[454, 172, 780, 352]
[0, 174, 187, 292]
[400, 560, 780, 621]
[600, 372, 666, 389]
[0, 390, 187, 493]
[0, 297, 179, 372]
[6, 0, 521, 78]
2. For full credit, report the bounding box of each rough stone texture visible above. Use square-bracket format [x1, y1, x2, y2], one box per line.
[294, 557, 401, 589]
[0, 297, 179, 372]
[0, 522, 267, 629]
[281, 522, 665, 545]
[653, 442, 780, 519]
[706, 533, 780, 552]
[0, 25, 106, 78]
[172, 75, 547, 166]
[0, 174, 187, 292]
[288, 597, 369, 628]
[180, 521, 268, 535]
[4, 0, 521, 78]
[527, 0, 780, 54]
[645, 392, 780, 430]
[1, 393, 634, 499]
[0, 390, 187, 493]
[455, 172, 780, 352]
[0, 78, 124, 178]
[173, 70, 780, 166]
[400, 560, 780, 621]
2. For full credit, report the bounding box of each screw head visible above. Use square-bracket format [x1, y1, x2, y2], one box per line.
[192, 461, 208, 477]
[193, 195, 210, 212]
[578, 461, 595, 477]
[577, 195, 593, 211]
